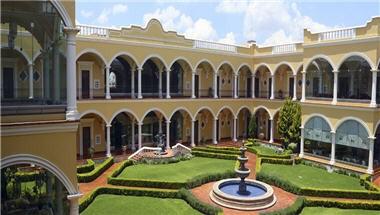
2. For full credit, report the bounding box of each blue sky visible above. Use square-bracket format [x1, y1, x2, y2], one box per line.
[76, 0, 380, 46]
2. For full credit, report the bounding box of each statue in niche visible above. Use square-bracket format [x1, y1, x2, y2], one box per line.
[109, 71, 116, 88]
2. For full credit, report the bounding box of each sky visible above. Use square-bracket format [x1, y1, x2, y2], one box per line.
[76, 0, 380, 46]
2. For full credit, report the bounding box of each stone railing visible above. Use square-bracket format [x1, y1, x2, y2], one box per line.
[318, 28, 356, 41]
[172, 143, 192, 155]
[77, 24, 110, 38]
[271, 43, 297, 54]
[193, 40, 237, 52]
[128, 146, 161, 161]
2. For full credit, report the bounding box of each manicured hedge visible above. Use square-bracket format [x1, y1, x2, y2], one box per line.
[304, 198, 380, 210]
[192, 147, 240, 155]
[77, 159, 95, 174]
[79, 187, 222, 215]
[260, 197, 305, 215]
[15, 171, 43, 182]
[360, 174, 379, 191]
[77, 157, 114, 183]
[206, 145, 240, 152]
[246, 146, 291, 159]
[256, 171, 380, 200]
[192, 151, 237, 160]
[260, 157, 301, 165]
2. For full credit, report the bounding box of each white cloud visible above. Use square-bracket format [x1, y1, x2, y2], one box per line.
[217, 0, 334, 45]
[218, 32, 236, 44]
[80, 10, 94, 19]
[96, 9, 110, 25]
[143, 6, 218, 41]
[112, 4, 128, 15]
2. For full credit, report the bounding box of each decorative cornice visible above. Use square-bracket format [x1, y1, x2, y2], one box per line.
[2, 121, 79, 136]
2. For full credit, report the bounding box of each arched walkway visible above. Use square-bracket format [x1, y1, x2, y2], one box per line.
[141, 57, 167, 98]
[305, 57, 334, 100]
[217, 107, 236, 142]
[253, 107, 272, 142]
[194, 108, 217, 145]
[236, 107, 252, 139]
[273, 63, 294, 99]
[254, 65, 272, 99]
[169, 109, 193, 146]
[217, 62, 235, 98]
[195, 60, 216, 98]
[237, 65, 253, 98]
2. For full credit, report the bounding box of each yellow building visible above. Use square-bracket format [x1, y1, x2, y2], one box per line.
[1, 1, 380, 214]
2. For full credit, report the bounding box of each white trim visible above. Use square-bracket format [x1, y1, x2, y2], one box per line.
[336, 52, 376, 70]
[1, 45, 32, 64]
[194, 106, 216, 119]
[253, 105, 272, 120]
[304, 54, 337, 71]
[253, 51, 303, 59]
[76, 48, 107, 66]
[110, 108, 139, 125]
[335, 117, 373, 137]
[236, 63, 253, 75]
[141, 107, 169, 123]
[168, 107, 194, 121]
[140, 54, 169, 70]
[1, 122, 79, 136]
[168, 57, 193, 71]
[78, 61, 94, 99]
[302, 113, 334, 132]
[194, 59, 217, 73]
[216, 61, 236, 75]
[51, 0, 73, 27]
[303, 36, 380, 49]
[107, 51, 139, 68]
[79, 109, 108, 124]
[216, 106, 236, 119]
[307, 16, 379, 34]
[236, 105, 253, 117]
[273, 61, 295, 76]
[1, 154, 78, 194]
[254, 63, 272, 76]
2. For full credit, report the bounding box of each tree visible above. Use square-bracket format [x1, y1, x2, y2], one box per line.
[247, 115, 257, 138]
[277, 98, 301, 149]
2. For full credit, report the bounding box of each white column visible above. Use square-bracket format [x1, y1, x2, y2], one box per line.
[105, 66, 111, 99]
[367, 137, 375, 174]
[166, 120, 170, 148]
[251, 74, 255, 98]
[300, 127, 304, 157]
[370, 70, 378, 107]
[159, 68, 163, 98]
[191, 120, 195, 147]
[233, 117, 237, 142]
[270, 74, 275, 100]
[28, 63, 34, 99]
[53, 44, 60, 101]
[332, 70, 338, 105]
[234, 74, 238, 98]
[213, 118, 218, 144]
[64, 27, 80, 121]
[269, 119, 274, 143]
[293, 74, 297, 101]
[131, 121, 136, 151]
[301, 71, 306, 102]
[191, 71, 196, 98]
[67, 193, 83, 215]
[138, 122, 143, 149]
[166, 68, 171, 98]
[329, 131, 336, 165]
[138, 67, 142, 99]
[131, 68, 135, 98]
[213, 73, 218, 98]
[106, 124, 111, 157]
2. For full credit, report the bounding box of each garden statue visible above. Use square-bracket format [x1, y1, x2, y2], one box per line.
[154, 133, 167, 154]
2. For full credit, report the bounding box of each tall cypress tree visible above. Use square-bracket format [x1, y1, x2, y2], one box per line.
[278, 98, 301, 148]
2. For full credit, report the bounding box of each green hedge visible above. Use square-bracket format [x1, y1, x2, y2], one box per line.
[77, 159, 95, 174]
[256, 171, 380, 200]
[304, 198, 380, 210]
[193, 147, 240, 155]
[79, 187, 221, 215]
[206, 145, 240, 152]
[260, 197, 305, 215]
[77, 157, 114, 183]
[260, 157, 301, 166]
[246, 147, 291, 159]
[360, 174, 379, 191]
[192, 151, 237, 160]
[14, 171, 43, 183]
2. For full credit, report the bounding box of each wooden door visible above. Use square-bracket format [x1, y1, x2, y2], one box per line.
[82, 127, 91, 156]
[2, 67, 14, 99]
[82, 70, 90, 99]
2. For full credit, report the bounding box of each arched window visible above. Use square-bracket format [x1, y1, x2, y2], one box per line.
[336, 120, 369, 166]
[306, 58, 334, 99]
[304, 116, 332, 158]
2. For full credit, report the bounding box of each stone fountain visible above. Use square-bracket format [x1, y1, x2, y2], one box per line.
[209, 142, 276, 211]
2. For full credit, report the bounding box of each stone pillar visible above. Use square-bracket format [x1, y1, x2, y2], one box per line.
[301, 71, 306, 102]
[213, 118, 218, 144]
[293, 74, 297, 101]
[105, 66, 111, 99]
[251, 74, 255, 98]
[131, 121, 136, 151]
[131, 68, 135, 98]
[269, 119, 274, 143]
[106, 124, 111, 157]
[191, 120, 195, 147]
[67, 193, 83, 215]
[191, 71, 196, 98]
[213, 73, 218, 98]
[300, 127, 304, 157]
[233, 117, 237, 142]
[370, 70, 378, 107]
[53, 44, 60, 102]
[166, 120, 170, 148]
[159, 68, 163, 98]
[166, 68, 171, 98]
[234, 74, 238, 98]
[329, 131, 336, 165]
[138, 122, 142, 149]
[43, 51, 50, 100]
[64, 27, 80, 121]
[270, 74, 275, 100]
[28, 63, 34, 99]
[332, 70, 338, 105]
[55, 181, 63, 215]
[367, 137, 375, 174]
[137, 67, 142, 99]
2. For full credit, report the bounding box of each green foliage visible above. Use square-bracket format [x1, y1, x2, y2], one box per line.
[260, 197, 305, 215]
[287, 142, 297, 153]
[206, 145, 240, 151]
[360, 174, 380, 191]
[178, 188, 222, 215]
[304, 198, 380, 211]
[77, 159, 95, 174]
[192, 151, 238, 160]
[193, 147, 240, 155]
[277, 98, 301, 148]
[248, 115, 257, 138]
[77, 157, 114, 183]
[245, 141, 291, 159]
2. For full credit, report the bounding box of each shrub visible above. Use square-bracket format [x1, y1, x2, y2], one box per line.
[360, 174, 379, 191]
[14, 171, 42, 183]
[260, 157, 301, 165]
[304, 198, 380, 210]
[77, 159, 95, 174]
[193, 147, 240, 155]
[247, 147, 291, 159]
[260, 197, 305, 215]
[277, 98, 301, 148]
[178, 188, 222, 215]
[192, 151, 237, 160]
[287, 143, 297, 153]
[77, 157, 114, 183]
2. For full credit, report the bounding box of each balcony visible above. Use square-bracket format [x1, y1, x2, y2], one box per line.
[271, 43, 297, 54]
[77, 24, 110, 38]
[193, 40, 237, 53]
[318, 28, 356, 41]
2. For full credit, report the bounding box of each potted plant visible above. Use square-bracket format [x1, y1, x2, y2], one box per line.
[88, 147, 95, 158]
[121, 143, 127, 152]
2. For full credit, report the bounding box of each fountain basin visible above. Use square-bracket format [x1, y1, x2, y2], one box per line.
[210, 178, 276, 211]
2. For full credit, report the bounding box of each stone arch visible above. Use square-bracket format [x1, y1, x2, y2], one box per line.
[1, 46, 31, 64]
[194, 59, 217, 73]
[51, 0, 74, 27]
[216, 61, 235, 74]
[141, 108, 169, 123]
[110, 108, 140, 125]
[236, 105, 253, 116]
[216, 106, 236, 119]
[337, 52, 376, 71]
[273, 61, 295, 76]
[168, 107, 194, 121]
[302, 113, 334, 132]
[254, 63, 272, 76]
[305, 54, 337, 71]
[236, 63, 253, 75]
[253, 106, 273, 120]
[335, 117, 373, 137]
[140, 54, 169, 70]
[108, 51, 139, 68]
[168, 57, 193, 72]
[76, 48, 107, 66]
[1, 154, 77, 194]
[79, 109, 108, 124]
[194, 106, 216, 119]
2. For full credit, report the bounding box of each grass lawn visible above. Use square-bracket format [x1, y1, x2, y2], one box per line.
[250, 145, 280, 156]
[260, 163, 366, 190]
[118, 157, 235, 182]
[300, 207, 379, 215]
[81, 194, 201, 215]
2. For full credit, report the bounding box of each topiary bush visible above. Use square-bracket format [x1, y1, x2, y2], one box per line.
[77, 159, 95, 174]
[77, 157, 114, 183]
